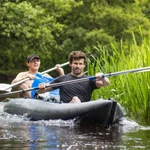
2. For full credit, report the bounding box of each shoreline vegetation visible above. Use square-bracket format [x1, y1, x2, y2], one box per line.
[88, 31, 150, 125]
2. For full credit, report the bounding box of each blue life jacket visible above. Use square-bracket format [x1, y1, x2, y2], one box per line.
[31, 73, 60, 98]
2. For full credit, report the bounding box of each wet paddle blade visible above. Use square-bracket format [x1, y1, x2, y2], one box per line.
[0, 84, 12, 92]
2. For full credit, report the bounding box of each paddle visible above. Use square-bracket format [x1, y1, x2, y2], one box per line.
[0, 66, 150, 101]
[0, 62, 69, 94]
[0, 84, 12, 92]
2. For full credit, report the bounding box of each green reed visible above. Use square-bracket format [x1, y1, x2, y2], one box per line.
[88, 32, 150, 125]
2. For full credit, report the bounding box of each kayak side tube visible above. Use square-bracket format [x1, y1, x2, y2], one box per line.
[4, 98, 124, 124]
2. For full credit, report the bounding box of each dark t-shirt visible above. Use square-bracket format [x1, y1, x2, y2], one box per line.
[50, 74, 98, 103]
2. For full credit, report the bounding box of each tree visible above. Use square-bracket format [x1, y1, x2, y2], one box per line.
[0, 0, 150, 78]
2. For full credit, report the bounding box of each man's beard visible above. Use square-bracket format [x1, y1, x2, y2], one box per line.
[73, 68, 82, 75]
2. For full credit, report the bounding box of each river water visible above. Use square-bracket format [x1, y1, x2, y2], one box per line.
[0, 102, 150, 150]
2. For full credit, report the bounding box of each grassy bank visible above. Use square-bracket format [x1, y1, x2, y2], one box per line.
[88, 32, 150, 125]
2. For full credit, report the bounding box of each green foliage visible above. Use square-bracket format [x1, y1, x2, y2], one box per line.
[0, 0, 150, 79]
[0, 1, 54, 72]
[89, 31, 150, 125]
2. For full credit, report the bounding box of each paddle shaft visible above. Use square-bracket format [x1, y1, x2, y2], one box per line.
[103, 66, 150, 77]
[3, 62, 69, 91]
[44, 65, 150, 87]
[0, 66, 150, 98]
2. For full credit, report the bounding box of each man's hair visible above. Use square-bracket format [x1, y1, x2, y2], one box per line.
[68, 51, 87, 64]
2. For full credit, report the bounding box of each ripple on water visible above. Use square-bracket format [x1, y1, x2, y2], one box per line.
[1, 102, 150, 149]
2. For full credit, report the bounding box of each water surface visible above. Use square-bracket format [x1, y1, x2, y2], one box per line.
[0, 102, 150, 150]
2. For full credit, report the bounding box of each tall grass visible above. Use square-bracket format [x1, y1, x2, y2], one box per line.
[88, 31, 150, 125]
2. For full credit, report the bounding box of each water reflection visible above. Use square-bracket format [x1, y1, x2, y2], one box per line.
[0, 114, 121, 149]
[0, 102, 150, 150]
[0, 117, 124, 150]
[28, 124, 124, 149]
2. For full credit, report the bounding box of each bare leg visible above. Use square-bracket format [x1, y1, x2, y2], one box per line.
[70, 96, 81, 103]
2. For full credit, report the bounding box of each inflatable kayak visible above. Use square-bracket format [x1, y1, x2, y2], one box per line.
[3, 98, 124, 126]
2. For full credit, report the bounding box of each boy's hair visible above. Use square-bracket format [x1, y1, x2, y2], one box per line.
[68, 51, 87, 64]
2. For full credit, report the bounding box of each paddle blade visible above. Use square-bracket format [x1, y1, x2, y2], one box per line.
[0, 84, 12, 92]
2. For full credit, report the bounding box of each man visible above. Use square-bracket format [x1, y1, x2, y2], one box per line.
[11, 54, 64, 98]
[37, 51, 110, 103]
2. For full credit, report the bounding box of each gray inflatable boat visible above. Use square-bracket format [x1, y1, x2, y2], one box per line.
[4, 98, 124, 126]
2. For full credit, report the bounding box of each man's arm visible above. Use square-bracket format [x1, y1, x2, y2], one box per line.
[42, 64, 64, 78]
[37, 83, 53, 94]
[95, 72, 110, 88]
[11, 72, 34, 84]
[56, 64, 64, 76]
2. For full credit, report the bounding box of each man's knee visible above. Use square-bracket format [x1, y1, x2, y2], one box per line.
[70, 96, 81, 103]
